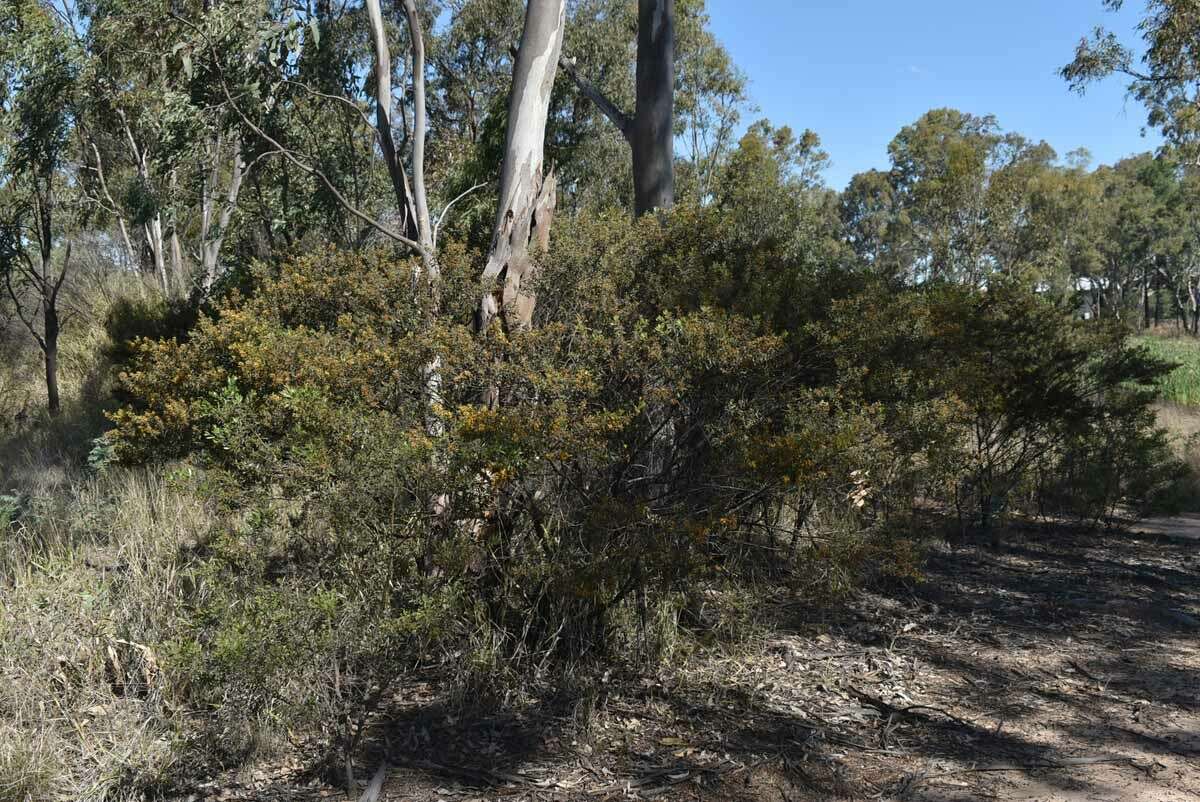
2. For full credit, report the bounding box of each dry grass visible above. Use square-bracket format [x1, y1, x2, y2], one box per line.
[1155, 401, 1200, 442]
[0, 463, 211, 801]
[0, 272, 210, 802]
[1154, 402, 1200, 512]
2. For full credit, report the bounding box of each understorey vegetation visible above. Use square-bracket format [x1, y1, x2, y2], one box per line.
[2, 1, 1199, 800]
[96, 216, 1186, 782]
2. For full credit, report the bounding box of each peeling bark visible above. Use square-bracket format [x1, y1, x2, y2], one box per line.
[479, 0, 566, 345]
[147, 215, 168, 295]
[201, 146, 245, 293]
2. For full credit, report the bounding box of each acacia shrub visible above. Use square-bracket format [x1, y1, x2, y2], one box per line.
[820, 279, 1186, 529]
[106, 228, 903, 758]
[103, 209, 1182, 769]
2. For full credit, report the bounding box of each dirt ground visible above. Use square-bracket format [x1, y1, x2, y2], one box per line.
[183, 519, 1200, 802]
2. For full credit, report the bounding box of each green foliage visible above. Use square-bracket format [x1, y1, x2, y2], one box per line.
[104, 296, 200, 368]
[821, 279, 1185, 528]
[3, 0, 1197, 793]
[1064, 1, 1200, 157]
[104, 224, 898, 750]
[100, 190, 1191, 772]
[0, 493, 22, 531]
[843, 109, 1062, 286]
[1135, 335, 1200, 407]
[86, 435, 117, 475]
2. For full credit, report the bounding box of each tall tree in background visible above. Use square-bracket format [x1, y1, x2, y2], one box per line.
[80, 0, 255, 296]
[843, 109, 1063, 288]
[562, 0, 675, 215]
[0, 0, 80, 415]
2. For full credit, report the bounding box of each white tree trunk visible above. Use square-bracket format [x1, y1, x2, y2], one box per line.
[479, 0, 566, 345]
[146, 216, 168, 296]
[366, 0, 420, 243]
[201, 149, 245, 293]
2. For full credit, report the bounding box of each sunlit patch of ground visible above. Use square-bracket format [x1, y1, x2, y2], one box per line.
[176, 517, 1200, 802]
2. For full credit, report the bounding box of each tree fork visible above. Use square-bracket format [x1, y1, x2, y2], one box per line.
[561, 0, 675, 216]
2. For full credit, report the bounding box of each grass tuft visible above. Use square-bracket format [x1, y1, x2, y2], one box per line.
[1136, 336, 1200, 407]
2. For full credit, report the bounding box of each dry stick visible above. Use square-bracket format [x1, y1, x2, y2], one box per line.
[1109, 725, 1200, 757]
[357, 763, 388, 802]
[919, 755, 1143, 781]
[848, 686, 977, 730]
[1067, 659, 1102, 682]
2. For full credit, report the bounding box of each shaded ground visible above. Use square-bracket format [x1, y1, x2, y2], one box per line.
[179, 520, 1200, 802]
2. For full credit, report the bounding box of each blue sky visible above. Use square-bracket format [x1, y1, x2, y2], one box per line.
[706, 0, 1162, 190]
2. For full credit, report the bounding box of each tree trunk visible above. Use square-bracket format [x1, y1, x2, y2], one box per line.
[366, 0, 420, 243]
[37, 184, 63, 416]
[89, 142, 138, 267]
[632, 0, 674, 216]
[147, 216, 169, 296]
[43, 299, 60, 416]
[1193, 281, 1200, 335]
[171, 231, 185, 291]
[1154, 272, 1162, 328]
[201, 148, 245, 293]
[478, 0, 566, 348]
[1143, 266, 1151, 331]
[403, 1, 433, 254]
[561, 0, 675, 217]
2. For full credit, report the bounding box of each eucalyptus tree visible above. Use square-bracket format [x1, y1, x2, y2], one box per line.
[76, 0, 261, 295]
[1063, 2, 1200, 325]
[1014, 150, 1109, 304]
[844, 109, 1064, 288]
[478, 0, 566, 346]
[0, 0, 82, 415]
[559, 0, 745, 214]
[1064, 1, 1200, 159]
[559, 0, 673, 215]
[841, 168, 900, 272]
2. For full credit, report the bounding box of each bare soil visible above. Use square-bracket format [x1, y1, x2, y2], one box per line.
[179, 520, 1200, 802]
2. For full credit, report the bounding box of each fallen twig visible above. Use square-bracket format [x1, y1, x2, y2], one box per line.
[1068, 659, 1102, 682]
[357, 763, 388, 802]
[912, 754, 1146, 786]
[848, 686, 977, 730]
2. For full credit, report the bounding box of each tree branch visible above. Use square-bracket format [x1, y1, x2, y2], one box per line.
[559, 54, 633, 142]
[50, 240, 72, 305]
[433, 182, 488, 249]
[4, 267, 47, 353]
[172, 12, 430, 258]
[86, 142, 137, 264]
[281, 79, 378, 132]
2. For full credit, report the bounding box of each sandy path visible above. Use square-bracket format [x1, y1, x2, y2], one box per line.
[173, 518, 1200, 802]
[832, 518, 1200, 802]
